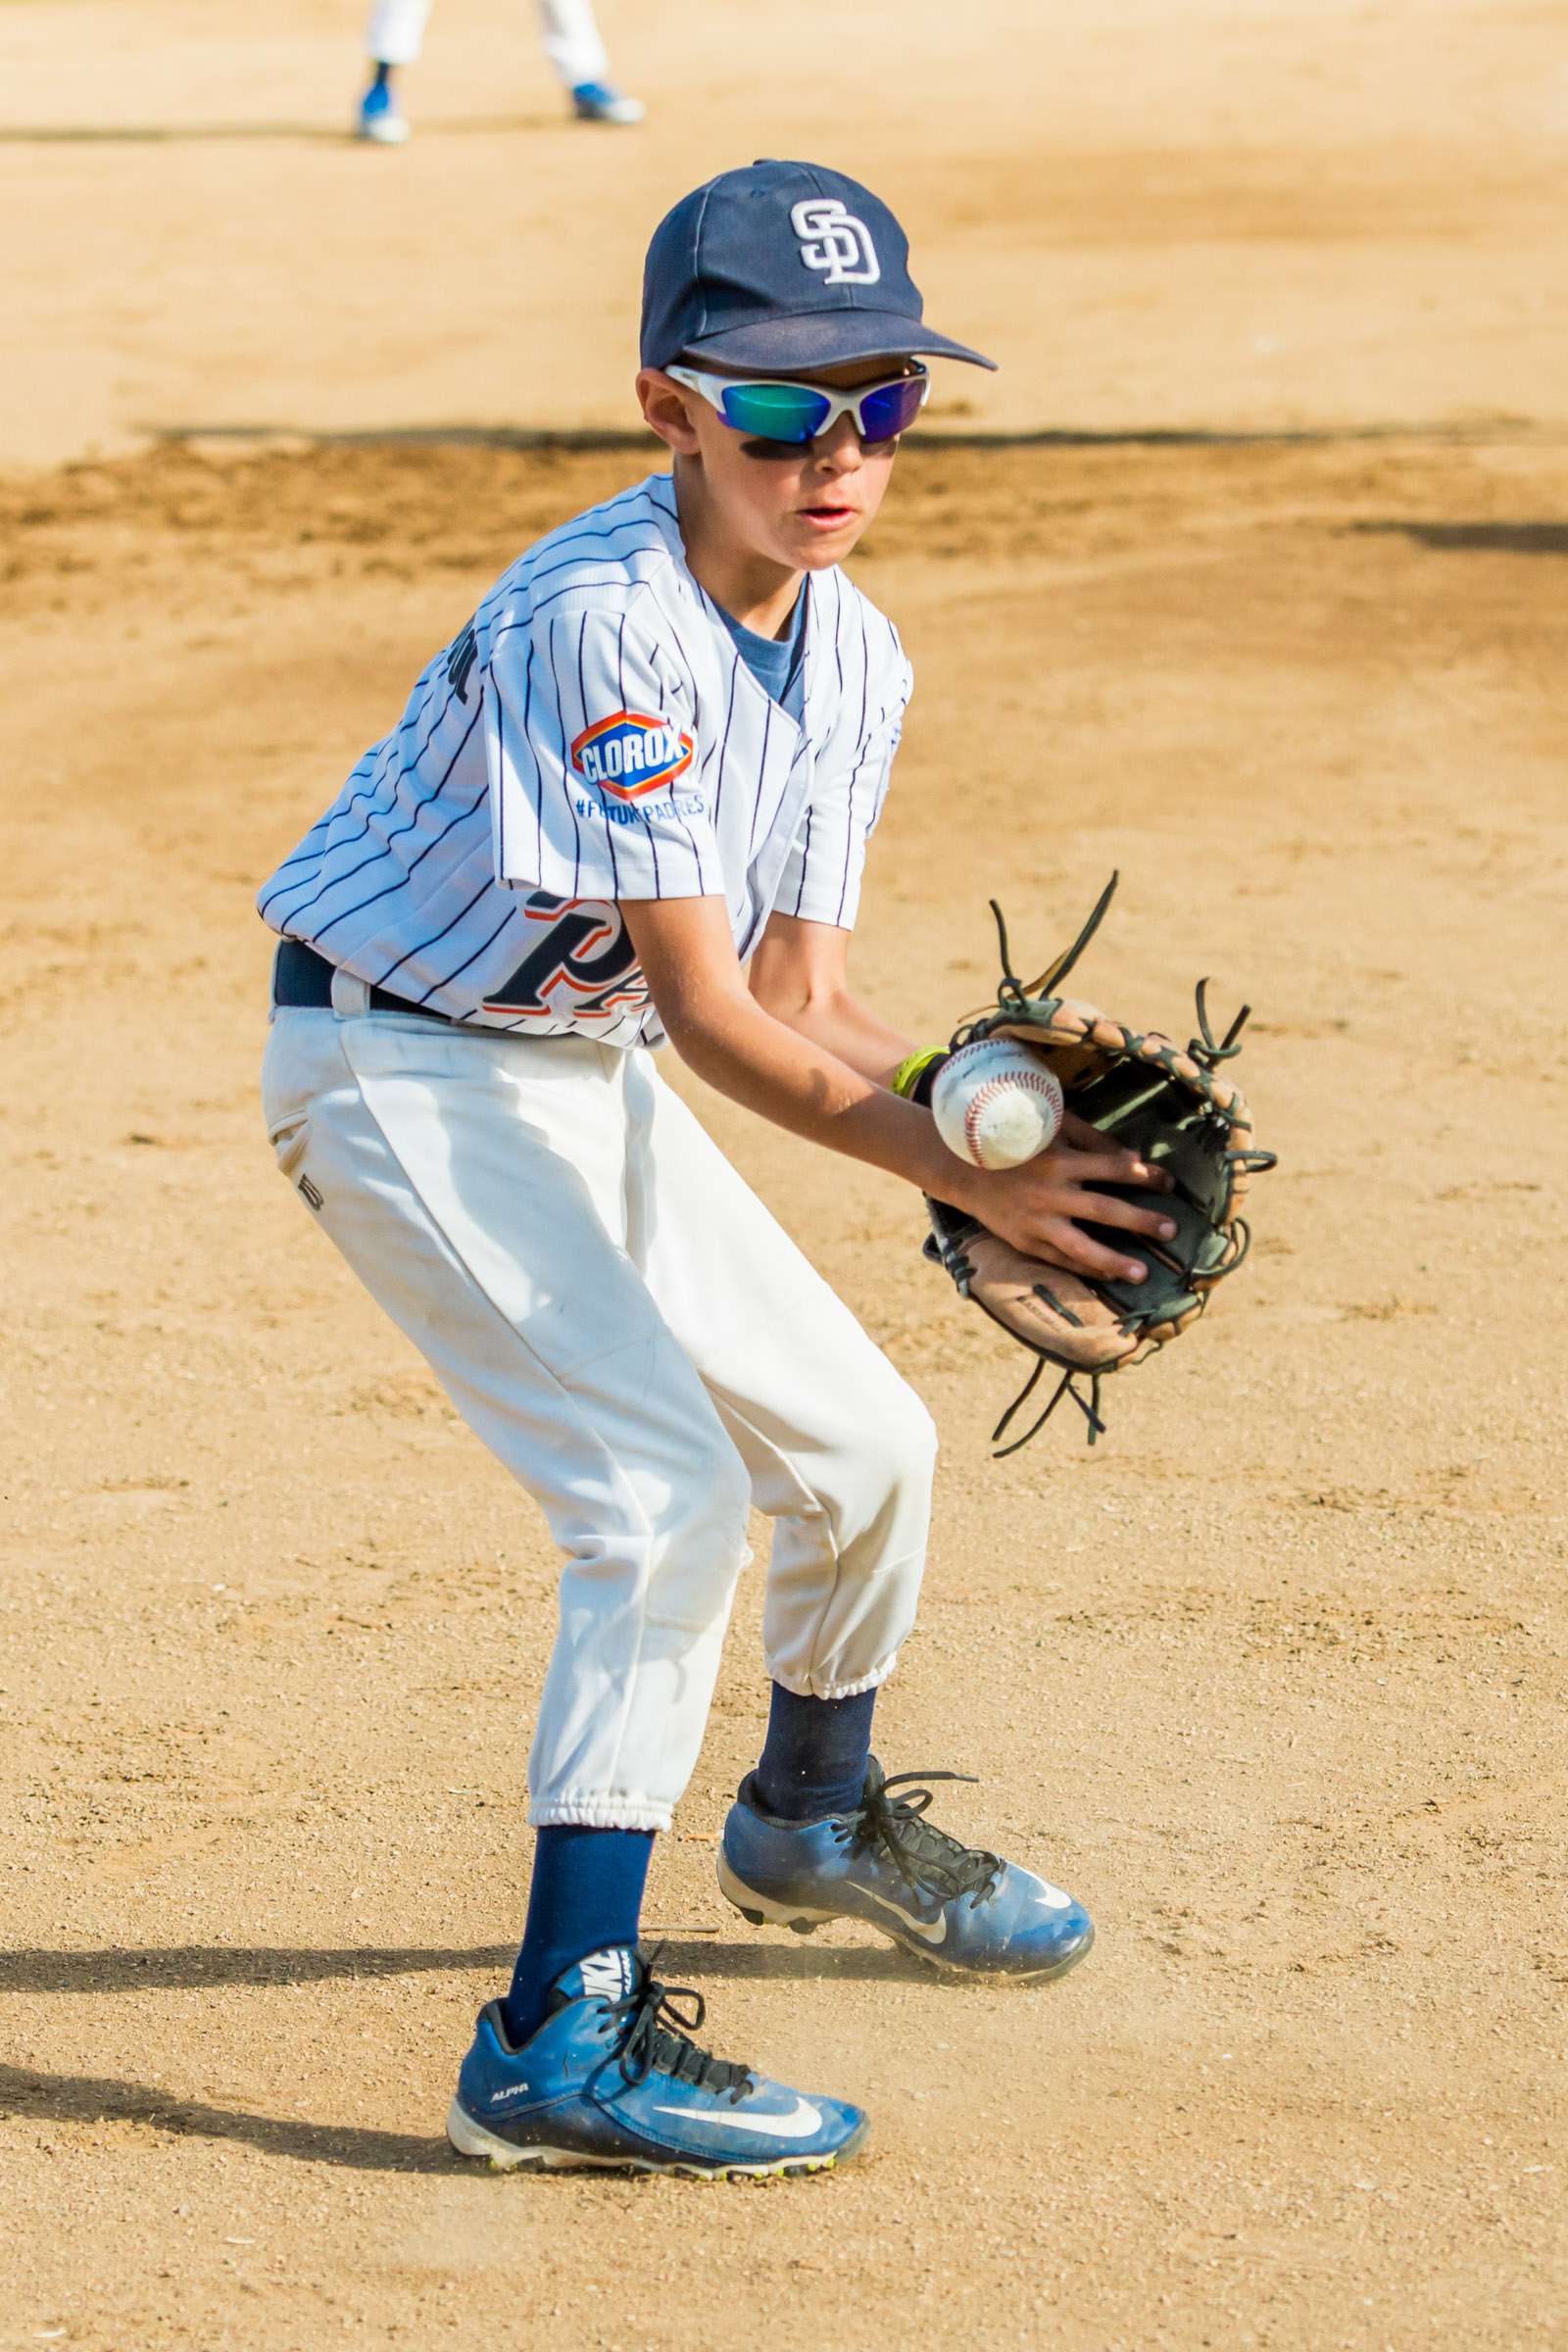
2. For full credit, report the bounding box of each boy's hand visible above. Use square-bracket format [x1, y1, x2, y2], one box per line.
[951, 1111, 1176, 1285]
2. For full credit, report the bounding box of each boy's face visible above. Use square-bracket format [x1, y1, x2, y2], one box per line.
[638, 356, 912, 574]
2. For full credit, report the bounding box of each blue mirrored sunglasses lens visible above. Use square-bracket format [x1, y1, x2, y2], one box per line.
[718, 382, 833, 443]
[856, 376, 928, 441]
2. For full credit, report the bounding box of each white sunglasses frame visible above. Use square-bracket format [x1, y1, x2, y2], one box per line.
[664, 361, 931, 446]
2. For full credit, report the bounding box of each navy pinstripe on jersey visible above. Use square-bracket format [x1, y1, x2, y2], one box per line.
[257, 474, 912, 1048]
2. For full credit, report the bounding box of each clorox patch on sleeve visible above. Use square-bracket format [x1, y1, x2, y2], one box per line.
[570, 710, 696, 800]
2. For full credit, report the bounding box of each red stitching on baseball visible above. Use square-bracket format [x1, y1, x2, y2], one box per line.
[960, 1068, 1062, 1164]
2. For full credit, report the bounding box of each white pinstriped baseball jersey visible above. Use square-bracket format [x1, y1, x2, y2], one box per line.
[257, 473, 912, 1049]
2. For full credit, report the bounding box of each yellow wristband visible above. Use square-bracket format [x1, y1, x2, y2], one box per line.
[890, 1047, 947, 1102]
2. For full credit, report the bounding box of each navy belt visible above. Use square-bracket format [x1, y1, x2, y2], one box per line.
[271, 938, 456, 1024]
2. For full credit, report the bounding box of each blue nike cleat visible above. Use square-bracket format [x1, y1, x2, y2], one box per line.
[446, 1945, 868, 2179]
[570, 79, 645, 124]
[718, 1759, 1096, 1984]
[355, 80, 410, 143]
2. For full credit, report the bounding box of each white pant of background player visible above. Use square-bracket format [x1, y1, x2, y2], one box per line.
[263, 988, 936, 1832]
[367, 0, 610, 89]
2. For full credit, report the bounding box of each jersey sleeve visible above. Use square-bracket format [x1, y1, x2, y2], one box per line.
[485, 598, 724, 902]
[772, 664, 911, 931]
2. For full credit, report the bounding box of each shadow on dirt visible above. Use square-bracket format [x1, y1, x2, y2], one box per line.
[0, 1941, 913, 2172]
[145, 419, 1543, 454]
[0, 1944, 515, 1991]
[1350, 520, 1568, 555]
[0, 2060, 454, 2173]
[0, 116, 556, 145]
[0, 1937, 912, 1994]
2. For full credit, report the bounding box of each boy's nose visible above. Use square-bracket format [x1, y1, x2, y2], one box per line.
[811, 414, 865, 471]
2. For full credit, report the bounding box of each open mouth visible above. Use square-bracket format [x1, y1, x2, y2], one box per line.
[799, 503, 858, 528]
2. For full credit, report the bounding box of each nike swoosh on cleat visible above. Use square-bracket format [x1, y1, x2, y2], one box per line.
[652, 2098, 823, 2140]
[859, 1886, 949, 1945]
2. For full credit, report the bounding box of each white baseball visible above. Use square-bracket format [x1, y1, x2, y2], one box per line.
[931, 1039, 1065, 1170]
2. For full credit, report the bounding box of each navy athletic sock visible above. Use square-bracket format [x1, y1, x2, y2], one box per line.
[753, 1682, 877, 1823]
[502, 1825, 654, 2048]
[370, 59, 392, 89]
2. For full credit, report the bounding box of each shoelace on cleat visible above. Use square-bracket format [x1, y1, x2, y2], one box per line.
[597, 1954, 755, 2104]
[837, 1771, 1004, 1911]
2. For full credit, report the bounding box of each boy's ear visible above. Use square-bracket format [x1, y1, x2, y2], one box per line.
[637, 368, 702, 458]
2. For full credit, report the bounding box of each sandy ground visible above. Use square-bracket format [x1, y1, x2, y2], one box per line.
[3, 0, 1567, 462]
[3, 3, 1568, 2348]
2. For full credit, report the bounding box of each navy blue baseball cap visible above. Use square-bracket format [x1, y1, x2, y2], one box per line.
[641, 160, 997, 375]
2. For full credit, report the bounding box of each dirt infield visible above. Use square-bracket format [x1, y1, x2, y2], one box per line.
[3, 2, 1567, 2346]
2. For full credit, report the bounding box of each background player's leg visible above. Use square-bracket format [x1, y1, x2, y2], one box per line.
[358, 0, 427, 140]
[534, 0, 606, 88]
[627, 1055, 938, 1797]
[536, 0, 645, 124]
[366, 0, 428, 66]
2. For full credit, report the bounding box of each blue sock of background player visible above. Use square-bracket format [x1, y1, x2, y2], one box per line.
[501, 1689, 874, 2042]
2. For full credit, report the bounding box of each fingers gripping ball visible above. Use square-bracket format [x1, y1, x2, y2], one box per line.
[931, 1040, 1064, 1170]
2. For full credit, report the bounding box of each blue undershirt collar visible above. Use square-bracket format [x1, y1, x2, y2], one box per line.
[714, 583, 808, 719]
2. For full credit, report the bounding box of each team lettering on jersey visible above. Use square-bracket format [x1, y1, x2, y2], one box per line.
[480, 893, 649, 1023]
[570, 710, 695, 799]
[445, 618, 480, 704]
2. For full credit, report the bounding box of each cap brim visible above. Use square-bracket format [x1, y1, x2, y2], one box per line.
[675, 309, 998, 373]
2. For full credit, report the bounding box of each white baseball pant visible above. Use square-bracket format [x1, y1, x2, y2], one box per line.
[262, 990, 937, 1834]
[366, 0, 609, 88]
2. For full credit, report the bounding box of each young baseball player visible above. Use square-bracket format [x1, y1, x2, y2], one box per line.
[357, 0, 642, 142]
[258, 161, 1177, 2179]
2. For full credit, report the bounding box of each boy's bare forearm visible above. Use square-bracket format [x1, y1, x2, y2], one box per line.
[760, 988, 914, 1090]
[671, 989, 959, 1199]
[627, 894, 946, 1191]
[746, 919, 912, 1086]
[623, 894, 1176, 1285]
